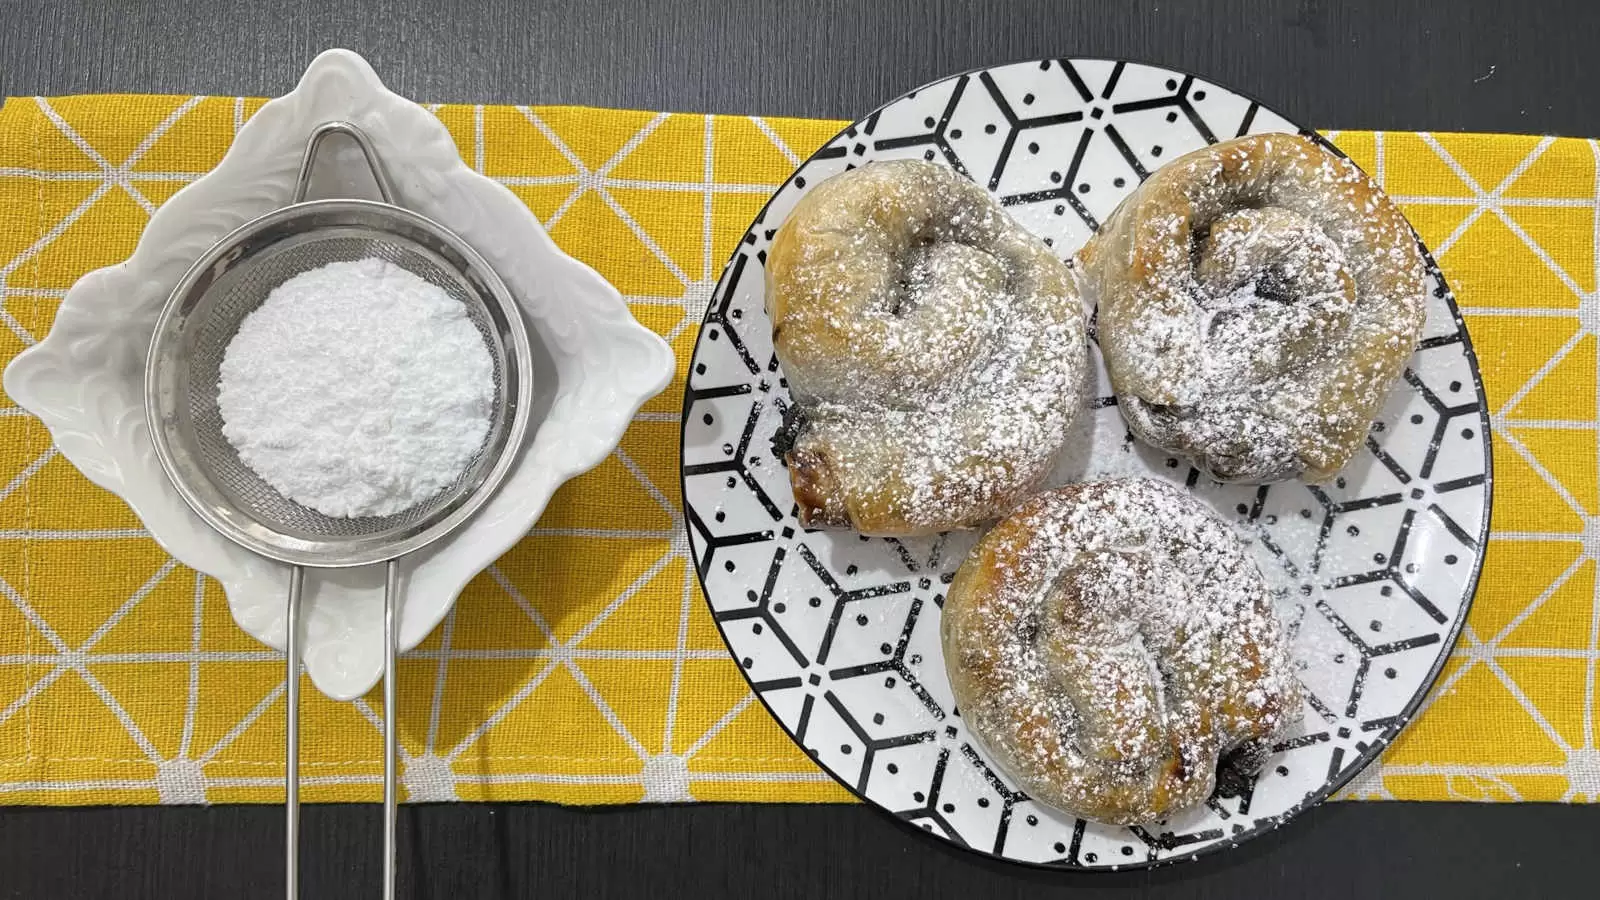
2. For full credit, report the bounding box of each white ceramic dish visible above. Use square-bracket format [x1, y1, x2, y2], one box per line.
[681, 59, 1489, 867]
[3, 49, 675, 700]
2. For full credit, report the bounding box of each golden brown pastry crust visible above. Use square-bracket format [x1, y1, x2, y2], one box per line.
[941, 479, 1300, 824]
[767, 160, 1088, 536]
[1077, 133, 1426, 483]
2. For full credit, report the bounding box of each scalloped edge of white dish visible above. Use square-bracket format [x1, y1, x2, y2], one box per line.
[2, 48, 675, 700]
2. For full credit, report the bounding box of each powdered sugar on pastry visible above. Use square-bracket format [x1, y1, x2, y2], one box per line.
[767, 160, 1089, 535]
[1076, 133, 1426, 483]
[940, 478, 1301, 825]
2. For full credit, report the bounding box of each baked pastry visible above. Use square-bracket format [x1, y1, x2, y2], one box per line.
[941, 478, 1299, 824]
[767, 159, 1088, 536]
[1077, 133, 1427, 482]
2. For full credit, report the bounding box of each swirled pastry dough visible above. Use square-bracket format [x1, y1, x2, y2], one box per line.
[942, 479, 1300, 824]
[768, 160, 1088, 535]
[1078, 133, 1426, 482]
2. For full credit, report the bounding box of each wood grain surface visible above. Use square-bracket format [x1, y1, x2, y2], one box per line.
[1, 0, 1598, 897]
[2, 0, 1595, 136]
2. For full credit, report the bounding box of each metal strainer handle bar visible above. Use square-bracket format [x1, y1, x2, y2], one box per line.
[285, 567, 301, 900]
[283, 560, 399, 900]
[293, 121, 398, 206]
[280, 120, 401, 900]
[280, 560, 398, 896]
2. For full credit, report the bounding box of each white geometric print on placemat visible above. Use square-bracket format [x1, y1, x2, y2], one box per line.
[1343, 133, 1600, 803]
[0, 98, 833, 802]
[680, 59, 1493, 867]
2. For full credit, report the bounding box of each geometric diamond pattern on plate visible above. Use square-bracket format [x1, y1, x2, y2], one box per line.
[682, 60, 1491, 867]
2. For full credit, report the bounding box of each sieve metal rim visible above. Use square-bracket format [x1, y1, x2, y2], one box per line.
[144, 196, 535, 570]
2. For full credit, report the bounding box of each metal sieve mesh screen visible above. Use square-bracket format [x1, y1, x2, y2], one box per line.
[177, 229, 510, 541]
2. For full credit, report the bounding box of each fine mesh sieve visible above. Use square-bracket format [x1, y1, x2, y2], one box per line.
[145, 122, 533, 900]
[150, 195, 530, 561]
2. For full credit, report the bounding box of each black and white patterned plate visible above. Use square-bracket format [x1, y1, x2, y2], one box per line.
[679, 59, 1491, 869]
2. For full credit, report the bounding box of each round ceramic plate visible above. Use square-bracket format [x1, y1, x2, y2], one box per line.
[680, 59, 1490, 869]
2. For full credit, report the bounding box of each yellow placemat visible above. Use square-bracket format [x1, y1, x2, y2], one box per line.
[0, 96, 1595, 806]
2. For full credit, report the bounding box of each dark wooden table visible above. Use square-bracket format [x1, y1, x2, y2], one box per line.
[2, 1, 1598, 897]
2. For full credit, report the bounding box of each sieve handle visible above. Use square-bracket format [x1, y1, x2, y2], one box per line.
[283, 560, 397, 900]
[382, 559, 399, 900]
[285, 565, 303, 900]
[292, 121, 398, 206]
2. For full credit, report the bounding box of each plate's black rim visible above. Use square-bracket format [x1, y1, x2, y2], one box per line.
[676, 56, 1494, 873]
